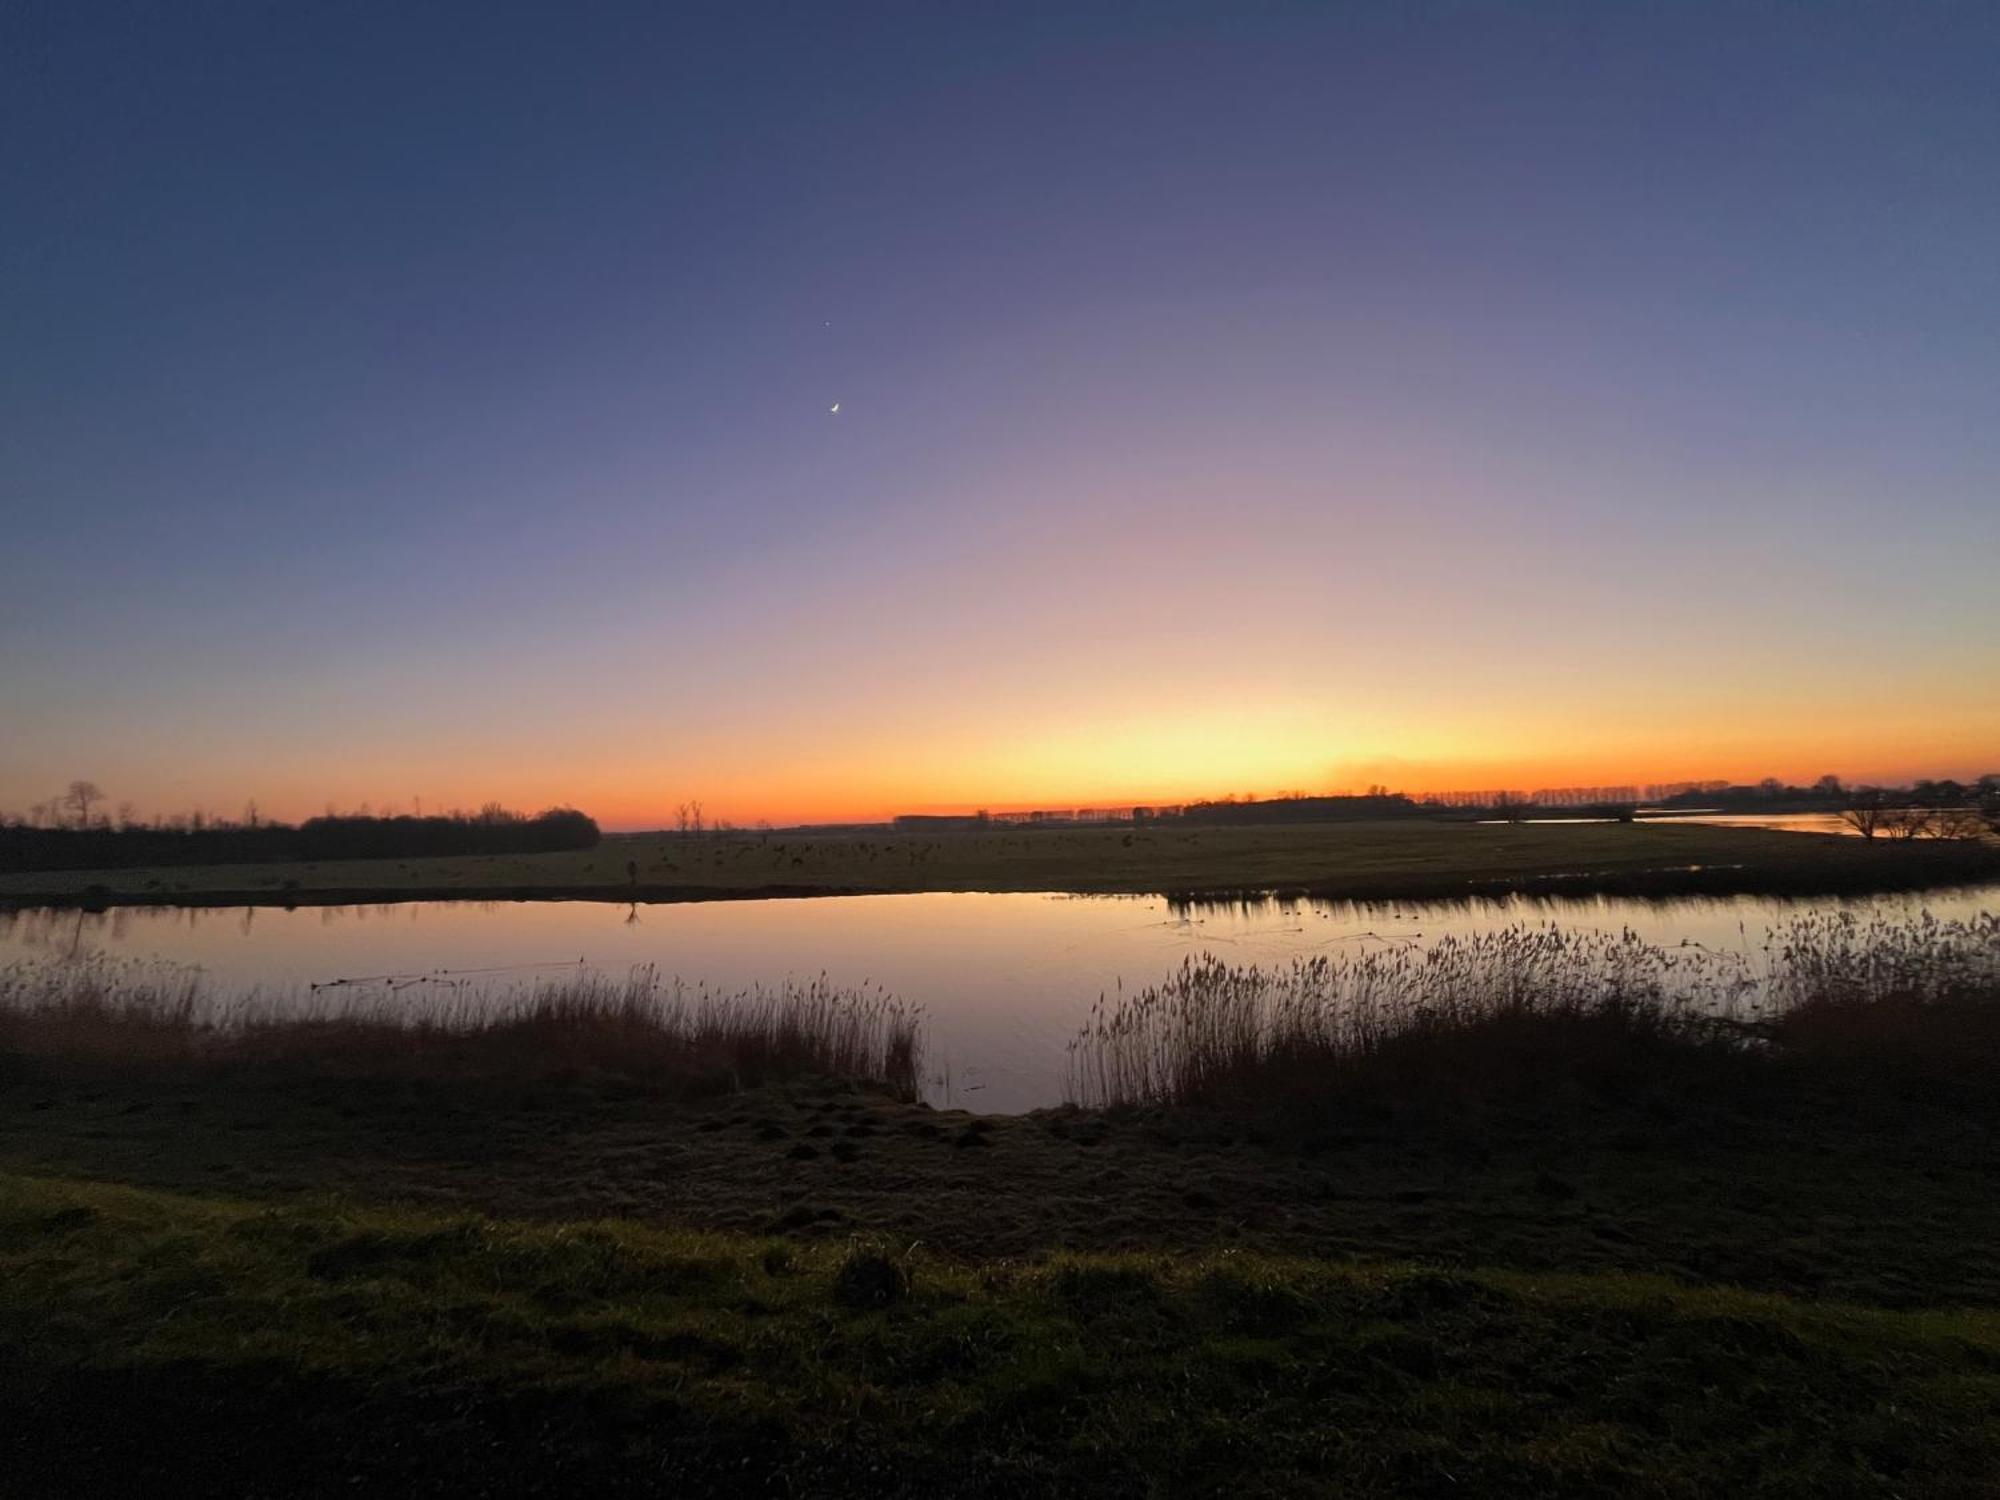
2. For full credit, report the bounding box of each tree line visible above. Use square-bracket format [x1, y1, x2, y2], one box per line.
[1834, 779, 2000, 842]
[1180, 792, 1423, 825]
[0, 786, 599, 873]
[1128, 776, 2000, 839]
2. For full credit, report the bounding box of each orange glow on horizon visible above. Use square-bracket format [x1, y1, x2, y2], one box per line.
[485, 734, 2000, 831]
[11, 632, 1995, 832]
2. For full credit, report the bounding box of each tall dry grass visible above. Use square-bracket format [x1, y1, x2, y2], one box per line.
[1762, 909, 2000, 1076]
[1065, 911, 2000, 1109]
[0, 958, 924, 1099]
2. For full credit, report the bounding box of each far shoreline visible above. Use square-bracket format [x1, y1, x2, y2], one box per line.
[6, 846, 1997, 914]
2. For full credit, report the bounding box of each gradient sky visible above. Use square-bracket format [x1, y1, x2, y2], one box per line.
[4, 2, 1997, 828]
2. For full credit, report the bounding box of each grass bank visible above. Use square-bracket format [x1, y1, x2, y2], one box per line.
[6, 1171, 1998, 1498]
[3, 819, 1994, 909]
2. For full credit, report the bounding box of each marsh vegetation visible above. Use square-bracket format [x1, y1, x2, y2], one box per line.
[0, 957, 922, 1100]
[1066, 910, 2000, 1111]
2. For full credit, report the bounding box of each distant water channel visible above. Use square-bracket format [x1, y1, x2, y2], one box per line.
[1485, 813, 1861, 835]
[7, 885, 1998, 1112]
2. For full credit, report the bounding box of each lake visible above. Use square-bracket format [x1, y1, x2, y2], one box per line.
[6, 884, 1997, 1111]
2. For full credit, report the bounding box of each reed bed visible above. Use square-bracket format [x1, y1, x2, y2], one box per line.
[0, 957, 925, 1100]
[1066, 911, 2000, 1109]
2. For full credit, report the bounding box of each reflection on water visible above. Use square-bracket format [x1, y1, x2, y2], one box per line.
[6, 884, 1998, 1112]
[1476, 813, 1860, 835]
[1642, 812, 1859, 836]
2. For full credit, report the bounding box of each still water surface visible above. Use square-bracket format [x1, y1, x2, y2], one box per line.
[1480, 813, 1860, 835]
[6, 885, 1997, 1111]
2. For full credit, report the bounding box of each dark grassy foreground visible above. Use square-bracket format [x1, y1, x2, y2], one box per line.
[4, 818, 1994, 908]
[6, 1171, 1999, 1499]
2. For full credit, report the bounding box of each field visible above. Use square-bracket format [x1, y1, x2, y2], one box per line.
[3, 817, 1994, 907]
[8, 1170, 1998, 1498]
[7, 1048, 2000, 1496]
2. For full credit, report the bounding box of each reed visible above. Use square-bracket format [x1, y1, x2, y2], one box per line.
[0, 957, 924, 1100]
[1065, 911, 2000, 1109]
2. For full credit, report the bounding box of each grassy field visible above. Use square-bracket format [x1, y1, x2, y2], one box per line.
[3, 818, 1994, 907]
[8, 1028, 2000, 1495]
[7, 1169, 1998, 1498]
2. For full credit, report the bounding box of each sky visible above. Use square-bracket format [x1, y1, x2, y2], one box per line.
[3, 1, 1997, 828]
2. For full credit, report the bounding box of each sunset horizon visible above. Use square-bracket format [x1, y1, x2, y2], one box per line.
[13, 744, 1998, 833]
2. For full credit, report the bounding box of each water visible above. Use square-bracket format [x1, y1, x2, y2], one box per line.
[1640, 812, 1860, 836]
[6, 884, 1997, 1111]
[1477, 813, 1861, 835]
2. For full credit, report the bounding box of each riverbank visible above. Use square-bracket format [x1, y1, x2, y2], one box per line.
[7, 1052, 2000, 1496]
[3, 819, 1994, 909]
[9, 1050, 1998, 1303]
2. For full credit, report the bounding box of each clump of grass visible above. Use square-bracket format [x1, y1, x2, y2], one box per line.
[0, 957, 925, 1100]
[831, 1243, 911, 1308]
[1065, 912, 2000, 1110]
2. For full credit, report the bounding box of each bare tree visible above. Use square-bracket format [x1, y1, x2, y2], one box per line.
[1927, 806, 1988, 841]
[1840, 791, 1891, 841]
[1881, 806, 1932, 841]
[65, 780, 103, 828]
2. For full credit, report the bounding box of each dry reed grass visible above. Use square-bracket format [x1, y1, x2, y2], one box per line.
[0, 958, 925, 1099]
[1065, 911, 2000, 1109]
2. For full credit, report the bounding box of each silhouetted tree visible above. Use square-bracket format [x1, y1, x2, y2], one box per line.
[1840, 791, 1891, 841]
[1927, 806, 1988, 841]
[65, 780, 103, 828]
[1881, 806, 1933, 841]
